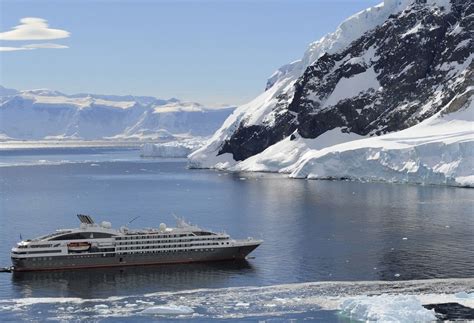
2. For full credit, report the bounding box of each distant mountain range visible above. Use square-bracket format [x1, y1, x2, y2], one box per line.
[189, 0, 473, 187]
[0, 86, 235, 141]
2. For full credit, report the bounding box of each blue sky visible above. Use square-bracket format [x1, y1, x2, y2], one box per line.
[0, 0, 380, 105]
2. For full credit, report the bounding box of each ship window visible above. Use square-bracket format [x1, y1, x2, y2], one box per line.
[26, 250, 61, 254]
[30, 244, 52, 248]
[50, 232, 116, 240]
[193, 231, 214, 236]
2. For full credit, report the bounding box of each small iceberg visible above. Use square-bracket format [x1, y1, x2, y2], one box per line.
[340, 295, 437, 322]
[455, 292, 474, 299]
[140, 304, 194, 315]
[141, 137, 206, 158]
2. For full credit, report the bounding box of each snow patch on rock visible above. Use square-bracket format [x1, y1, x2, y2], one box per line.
[322, 67, 380, 108]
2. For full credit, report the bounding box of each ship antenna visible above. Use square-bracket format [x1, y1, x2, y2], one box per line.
[172, 213, 189, 228]
[127, 216, 140, 225]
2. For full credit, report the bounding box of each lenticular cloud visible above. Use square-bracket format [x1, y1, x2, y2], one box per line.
[0, 17, 70, 40]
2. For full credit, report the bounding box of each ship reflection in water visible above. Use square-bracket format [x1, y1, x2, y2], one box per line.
[11, 260, 255, 299]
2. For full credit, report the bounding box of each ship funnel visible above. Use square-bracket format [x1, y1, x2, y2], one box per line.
[77, 214, 95, 224]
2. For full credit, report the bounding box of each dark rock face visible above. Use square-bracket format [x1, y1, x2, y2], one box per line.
[424, 303, 474, 321]
[219, 0, 473, 161]
[219, 112, 297, 161]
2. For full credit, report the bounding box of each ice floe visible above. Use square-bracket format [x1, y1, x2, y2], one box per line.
[0, 278, 472, 321]
[140, 304, 194, 315]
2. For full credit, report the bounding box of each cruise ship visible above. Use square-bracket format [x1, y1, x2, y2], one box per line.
[10, 215, 262, 272]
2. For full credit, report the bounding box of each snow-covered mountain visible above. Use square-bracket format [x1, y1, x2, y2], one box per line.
[0, 86, 235, 141]
[189, 0, 473, 187]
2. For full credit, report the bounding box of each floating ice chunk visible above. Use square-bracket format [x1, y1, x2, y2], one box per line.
[140, 304, 194, 315]
[394, 273, 401, 277]
[235, 302, 250, 307]
[402, 237, 408, 240]
[341, 295, 437, 322]
[455, 292, 474, 299]
[94, 304, 109, 309]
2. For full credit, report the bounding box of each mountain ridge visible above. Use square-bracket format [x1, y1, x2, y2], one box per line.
[0, 86, 235, 141]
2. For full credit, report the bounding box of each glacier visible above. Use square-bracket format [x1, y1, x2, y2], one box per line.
[287, 101, 473, 187]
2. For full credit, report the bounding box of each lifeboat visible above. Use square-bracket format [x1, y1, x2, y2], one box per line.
[67, 242, 91, 252]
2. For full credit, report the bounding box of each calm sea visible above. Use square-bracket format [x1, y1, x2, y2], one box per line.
[0, 147, 472, 321]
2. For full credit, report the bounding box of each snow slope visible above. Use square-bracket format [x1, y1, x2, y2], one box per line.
[0, 87, 235, 141]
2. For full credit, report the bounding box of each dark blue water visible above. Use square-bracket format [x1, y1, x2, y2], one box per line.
[0, 147, 473, 321]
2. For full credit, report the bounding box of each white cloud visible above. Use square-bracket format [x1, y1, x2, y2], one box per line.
[0, 43, 69, 52]
[0, 17, 70, 40]
[23, 43, 69, 49]
[0, 46, 33, 52]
